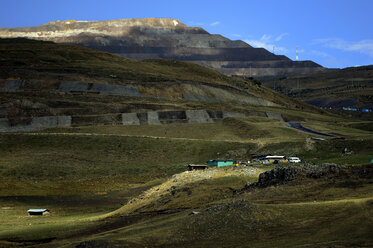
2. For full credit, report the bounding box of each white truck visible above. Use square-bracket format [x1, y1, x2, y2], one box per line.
[288, 157, 301, 163]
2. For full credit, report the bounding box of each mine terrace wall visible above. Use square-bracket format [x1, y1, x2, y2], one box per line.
[0, 80, 22, 92]
[0, 116, 72, 132]
[0, 110, 248, 132]
[0, 79, 280, 132]
[121, 110, 245, 125]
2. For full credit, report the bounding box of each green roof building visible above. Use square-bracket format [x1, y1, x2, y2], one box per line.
[207, 159, 234, 167]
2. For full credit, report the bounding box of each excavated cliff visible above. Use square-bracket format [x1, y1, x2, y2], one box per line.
[0, 18, 325, 77]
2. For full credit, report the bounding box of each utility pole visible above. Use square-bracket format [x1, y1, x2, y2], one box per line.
[296, 46, 299, 61]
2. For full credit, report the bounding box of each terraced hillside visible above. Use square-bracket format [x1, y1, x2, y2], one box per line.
[0, 38, 321, 132]
[0, 38, 372, 248]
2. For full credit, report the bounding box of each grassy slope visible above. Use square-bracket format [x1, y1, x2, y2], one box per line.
[2, 166, 371, 248]
[0, 38, 229, 85]
[0, 132, 254, 196]
[0, 124, 371, 247]
[0, 116, 371, 246]
[0, 110, 372, 196]
[83, 166, 373, 248]
[0, 38, 372, 247]
[0, 38, 324, 112]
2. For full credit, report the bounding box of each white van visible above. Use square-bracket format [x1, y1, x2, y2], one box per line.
[288, 157, 301, 163]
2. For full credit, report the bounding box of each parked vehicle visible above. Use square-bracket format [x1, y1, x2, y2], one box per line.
[288, 157, 301, 163]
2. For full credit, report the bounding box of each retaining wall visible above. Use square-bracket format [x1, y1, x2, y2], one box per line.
[266, 112, 284, 122]
[0, 116, 71, 132]
[122, 110, 245, 125]
[0, 110, 248, 131]
[0, 80, 22, 92]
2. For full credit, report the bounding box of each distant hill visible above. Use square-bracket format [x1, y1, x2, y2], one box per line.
[0, 18, 325, 77]
[262, 65, 373, 112]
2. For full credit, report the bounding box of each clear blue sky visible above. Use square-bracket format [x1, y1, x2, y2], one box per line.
[1, 0, 372, 68]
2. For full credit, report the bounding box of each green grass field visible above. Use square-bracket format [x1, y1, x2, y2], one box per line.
[2, 164, 371, 248]
[0, 114, 372, 247]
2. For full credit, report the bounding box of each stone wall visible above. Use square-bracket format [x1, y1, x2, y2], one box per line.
[0, 116, 71, 132]
[0, 80, 22, 92]
[266, 112, 284, 122]
[121, 110, 245, 125]
[0, 110, 248, 131]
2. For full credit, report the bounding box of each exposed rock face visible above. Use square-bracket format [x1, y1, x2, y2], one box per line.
[242, 164, 343, 189]
[0, 18, 325, 77]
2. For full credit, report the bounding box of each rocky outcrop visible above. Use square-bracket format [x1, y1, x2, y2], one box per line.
[239, 164, 343, 190]
[0, 18, 325, 77]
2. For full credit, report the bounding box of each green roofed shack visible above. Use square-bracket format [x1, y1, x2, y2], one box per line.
[207, 159, 234, 167]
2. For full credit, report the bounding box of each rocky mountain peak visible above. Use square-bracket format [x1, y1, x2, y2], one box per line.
[45, 18, 188, 28]
[0, 18, 208, 39]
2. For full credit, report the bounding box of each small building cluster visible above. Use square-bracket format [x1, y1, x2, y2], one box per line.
[342, 107, 371, 112]
[188, 159, 234, 171]
[253, 155, 301, 164]
[188, 155, 302, 170]
[207, 159, 234, 167]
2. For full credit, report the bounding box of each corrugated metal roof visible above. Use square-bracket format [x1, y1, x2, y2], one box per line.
[27, 209, 48, 212]
[265, 155, 285, 159]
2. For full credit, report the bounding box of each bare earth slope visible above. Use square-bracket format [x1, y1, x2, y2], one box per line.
[0, 18, 325, 77]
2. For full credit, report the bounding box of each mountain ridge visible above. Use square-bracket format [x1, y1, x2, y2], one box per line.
[0, 18, 325, 77]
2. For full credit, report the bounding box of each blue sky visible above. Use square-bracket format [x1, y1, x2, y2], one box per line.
[1, 0, 372, 68]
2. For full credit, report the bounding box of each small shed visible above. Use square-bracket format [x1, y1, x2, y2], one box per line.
[27, 209, 50, 216]
[188, 164, 207, 171]
[207, 159, 234, 167]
